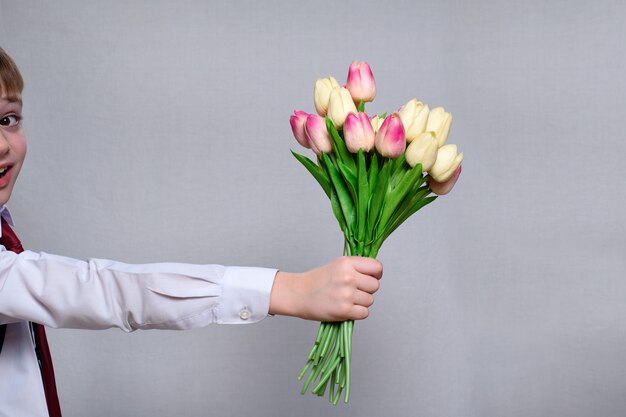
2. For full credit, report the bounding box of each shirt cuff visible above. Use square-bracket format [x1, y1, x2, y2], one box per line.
[215, 266, 277, 324]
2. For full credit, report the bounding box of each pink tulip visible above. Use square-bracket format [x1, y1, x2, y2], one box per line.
[305, 114, 333, 155]
[345, 61, 376, 103]
[375, 113, 406, 158]
[290, 110, 310, 148]
[428, 165, 462, 195]
[344, 112, 375, 153]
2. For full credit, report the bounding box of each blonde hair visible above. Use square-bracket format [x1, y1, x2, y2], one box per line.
[0, 47, 24, 99]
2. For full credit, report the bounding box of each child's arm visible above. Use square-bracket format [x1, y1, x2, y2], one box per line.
[0, 249, 273, 330]
[0, 249, 381, 330]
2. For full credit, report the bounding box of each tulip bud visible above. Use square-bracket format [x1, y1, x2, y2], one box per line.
[327, 87, 358, 129]
[345, 61, 376, 103]
[375, 113, 405, 158]
[428, 165, 461, 195]
[305, 114, 333, 155]
[290, 110, 311, 148]
[426, 107, 452, 147]
[313, 76, 340, 116]
[370, 115, 384, 133]
[429, 144, 464, 182]
[405, 131, 438, 171]
[398, 99, 429, 142]
[344, 112, 375, 153]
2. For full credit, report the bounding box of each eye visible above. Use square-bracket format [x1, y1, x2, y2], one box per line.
[0, 115, 21, 127]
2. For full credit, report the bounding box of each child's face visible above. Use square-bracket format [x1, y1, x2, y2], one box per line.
[0, 91, 26, 206]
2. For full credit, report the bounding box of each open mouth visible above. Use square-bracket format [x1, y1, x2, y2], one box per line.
[0, 167, 9, 178]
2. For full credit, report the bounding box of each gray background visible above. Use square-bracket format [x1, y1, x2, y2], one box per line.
[1, 1, 625, 416]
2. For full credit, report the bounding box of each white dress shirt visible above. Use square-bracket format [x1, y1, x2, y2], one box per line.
[0, 206, 277, 416]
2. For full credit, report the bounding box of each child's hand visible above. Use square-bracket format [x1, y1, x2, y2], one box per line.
[269, 257, 383, 321]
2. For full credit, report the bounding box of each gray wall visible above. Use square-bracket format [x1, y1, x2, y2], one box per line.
[1, 1, 625, 416]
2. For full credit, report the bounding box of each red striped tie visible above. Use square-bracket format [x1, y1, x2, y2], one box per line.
[1, 217, 63, 417]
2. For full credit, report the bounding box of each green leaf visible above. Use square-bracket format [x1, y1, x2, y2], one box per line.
[323, 153, 356, 232]
[377, 163, 424, 231]
[388, 154, 409, 189]
[392, 153, 407, 174]
[413, 167, 425, 188]
[337, 160, 358, 204]
[326, 117, 356, 174]
[381, 194, 437, 241]
[291, 151, 331, 198]
[368, 152, 379, 192]
[356, 150, 369, 244]
[367, 160, 391, 238]
[383, 185, 430, 235]
[317, 156, 348, 233]
[329, 180, 348, 233]
[390, 167, 408, 190]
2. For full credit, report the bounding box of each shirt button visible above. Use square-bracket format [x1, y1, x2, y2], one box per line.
[239, 307, 251, 320]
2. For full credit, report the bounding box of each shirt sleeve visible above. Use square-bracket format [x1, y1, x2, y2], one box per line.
[0, 247, 277, 331]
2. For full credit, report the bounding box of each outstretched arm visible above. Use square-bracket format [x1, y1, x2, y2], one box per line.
[0, 249, 382, 330]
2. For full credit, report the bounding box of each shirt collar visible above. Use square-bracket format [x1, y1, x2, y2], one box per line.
[0, 206, 15, 237]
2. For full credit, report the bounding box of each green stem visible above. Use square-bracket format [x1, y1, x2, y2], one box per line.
[344, 320, 352, 403]
[313, 355, 342, 393]
[297, 360, 312, 380]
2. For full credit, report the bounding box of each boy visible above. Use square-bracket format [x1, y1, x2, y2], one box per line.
[0, 48, 383, 416]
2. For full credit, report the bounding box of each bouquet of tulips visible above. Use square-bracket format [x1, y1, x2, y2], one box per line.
[289, 61, 463, 404]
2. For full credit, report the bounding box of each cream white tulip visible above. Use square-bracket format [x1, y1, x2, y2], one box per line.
[429, 144, 464, 182]
[313, 76, 340, 116]
[370, 115, 384, 133]
[405, 131, 438, 171]
[428, 166, 462, 195]
[398, 99, 429, 142]
[327, 87, 358, 129]
[426, 107, 452, 147]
